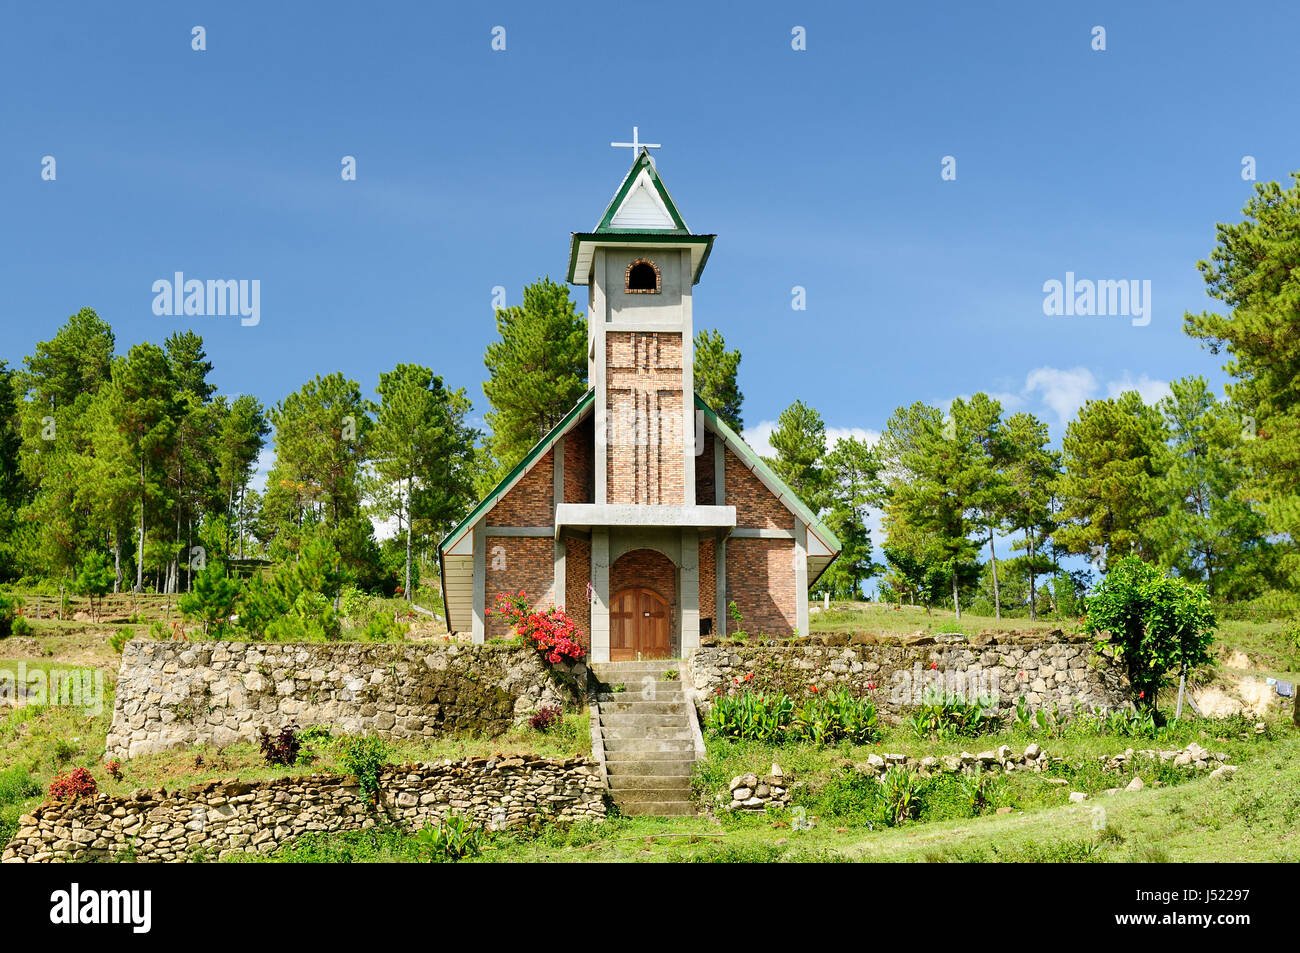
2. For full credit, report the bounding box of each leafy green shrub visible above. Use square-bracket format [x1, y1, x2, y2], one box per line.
[109, 627, 134, 653]
[412, 813, 484, 862]
[179, 562, 242, 636]
[804, 767, 883, 823]
[0, 591, 19, 638]
[706, 688, 880, 746]
[10, 616, 31, 637]
[1084, 555, 1216, 712]
[72, 551, 115, 621]
[341, 736, 390, 803]
[906, 687, 1000, 740]
[0, 765, 41, 806]
[879, 765, 921, 826]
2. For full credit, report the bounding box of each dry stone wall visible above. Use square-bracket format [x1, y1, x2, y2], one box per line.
[689, 631, 1129, 719]
[2, 756, 604, 863]
[106, 641, 583, 759]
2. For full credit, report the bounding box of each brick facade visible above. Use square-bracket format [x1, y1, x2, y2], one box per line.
[488, 452, 553, 526]
[564, 416, 595, 504]
[695, 430, 716, 505]
[725, 537, 797, 637]
[725, 447, 794, 529]
[606, 331, 686, 505]
[699, 537, 716, 636]
[564, 535, 592, 652]
[484, 536, 555, 640]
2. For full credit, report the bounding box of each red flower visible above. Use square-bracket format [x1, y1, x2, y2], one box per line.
[930, 663, 937, 670]
[1138, 690, 1145, 699]
[809, 685, 819, 694]
[866, 681, 875, 692]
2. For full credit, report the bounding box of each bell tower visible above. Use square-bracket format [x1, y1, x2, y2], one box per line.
[566, 148, 716, 505]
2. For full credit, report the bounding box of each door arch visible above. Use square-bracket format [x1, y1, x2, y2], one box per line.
[610, 587, 671, 661]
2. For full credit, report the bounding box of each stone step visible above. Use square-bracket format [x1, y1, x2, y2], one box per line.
[594, 680, 684, 696]
[601, 725, 692, 741]
[596, 699, 687, 713]
[591, 659, 681, 674]
[602, 738, 696, 755]
[606, 774, 695, 791]
[608, 786, 694, 803]
[617, 801, 698, 817]
[598, 713, 690, 729]
[605, 758, 697, 777]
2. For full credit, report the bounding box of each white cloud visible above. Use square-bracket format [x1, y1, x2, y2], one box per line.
[742, 420, 776, 457]
[1023, 366, 1099, 424]
[1105, 372, 1171, 406]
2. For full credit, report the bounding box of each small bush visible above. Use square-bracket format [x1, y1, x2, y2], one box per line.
[412, 813, 484, 862]
[341, 736, 390, 803]
[0, 766, 41, 805]
[48, 767, 98, 803]
[906, 688, 1000, 740]
[10, 616, 32, 638]
[104, 759, 123, 781]
[258, 725, 301, 766]
[529, 705, 563, 733]
[109, 628, 133, 653]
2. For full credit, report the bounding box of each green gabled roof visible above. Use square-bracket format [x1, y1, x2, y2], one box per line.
[595, 148, 690, 234]
[694, 394, 843, 555]
[438, 389, 595, 556]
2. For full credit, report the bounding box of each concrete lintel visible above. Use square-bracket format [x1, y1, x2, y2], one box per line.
[555, 503, 735, 534]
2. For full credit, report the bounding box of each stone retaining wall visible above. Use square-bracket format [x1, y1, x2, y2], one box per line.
[688, 631, 1128, 720]
[2, 756, 604, 863]
[106, 641, 582, 759]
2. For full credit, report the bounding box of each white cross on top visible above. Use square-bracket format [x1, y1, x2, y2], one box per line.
[611, 126, 661, 164]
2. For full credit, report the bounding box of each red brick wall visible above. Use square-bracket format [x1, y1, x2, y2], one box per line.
[484, 536, 555, 640]
[695, 430, 716, 506]
[725, 448, 793, 529]
[699, 537, 716, 635]
[605, 331, 685, 505]
[563, 536, 591, 652]
[725, 538, 797, 637]
[564, 416, 594, 504]
[488, 451, 553, 527]
[610, 548, 676, 611]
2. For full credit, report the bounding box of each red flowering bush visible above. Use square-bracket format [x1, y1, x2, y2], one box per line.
[530, 705, 563, 732]
[489, 591, 586, 664]
[48, 767, 98, 802]
[104, 759, 123, 781]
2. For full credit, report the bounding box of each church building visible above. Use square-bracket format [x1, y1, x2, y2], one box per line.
[438, 149, 840, 662]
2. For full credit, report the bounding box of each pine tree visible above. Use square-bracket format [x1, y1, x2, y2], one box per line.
[766, 400, 830, 512]
[1002, 412, 1060, 618]
[371, 364, 477, 599]
[819, 436, 881, 599]
[481, 278, 587, 486]
[1184, 173, 1300, 589]
[693, 328, 744, 431]
[1053, 391, 1167, 570]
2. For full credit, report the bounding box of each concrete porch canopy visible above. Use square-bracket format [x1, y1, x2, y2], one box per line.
[554, 503, 736, 537]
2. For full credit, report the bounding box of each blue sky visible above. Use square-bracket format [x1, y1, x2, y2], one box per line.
[3, 1, 1297, 491]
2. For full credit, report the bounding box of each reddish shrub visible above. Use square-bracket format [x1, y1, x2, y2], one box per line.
[48, 767, 98, 802]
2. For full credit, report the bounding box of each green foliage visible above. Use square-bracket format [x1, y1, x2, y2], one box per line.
[480, 277, 587, 487]
[72, 551, 115, 620]
[693, 328, 744, 431]
[109, 627, 133, 653]
[765, 399, 831, 512]
[179, 560, 242, 636]
[239, 532, 347, 640]
[1184, 173, 1300, 591]
[412, 813, 485, 862]
[906, 688, 1000, 740]
[341, 736, 390, 803]
[705, 688, 880, 746]
[879, 765, 921, 825]
[0, 591, 18, 638]
[1084, 555, 1217, 710]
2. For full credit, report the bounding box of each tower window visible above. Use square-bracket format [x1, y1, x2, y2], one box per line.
[626, 259, 661, 294]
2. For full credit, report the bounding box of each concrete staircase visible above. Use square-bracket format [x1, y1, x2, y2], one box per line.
[590, 659, 699, 817]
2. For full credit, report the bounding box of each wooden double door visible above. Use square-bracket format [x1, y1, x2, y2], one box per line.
[610, 587, 671, 661]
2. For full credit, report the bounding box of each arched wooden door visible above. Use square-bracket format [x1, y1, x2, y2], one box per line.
[610, 588, 671, 661]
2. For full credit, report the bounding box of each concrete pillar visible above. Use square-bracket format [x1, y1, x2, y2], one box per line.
[591, 529, 610, 662]
[592, 250, 608, 505]
[471, 520, 486, 643]
[794, 522, 809, 637]
[680, 528, 700, 657]
[715, 535, 727, 637]
[553, 436, 565, 606]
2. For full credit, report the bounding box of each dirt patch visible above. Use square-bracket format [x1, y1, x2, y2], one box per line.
[1194, 675, 1278, 718]
[1223, 650, 1252, 670]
